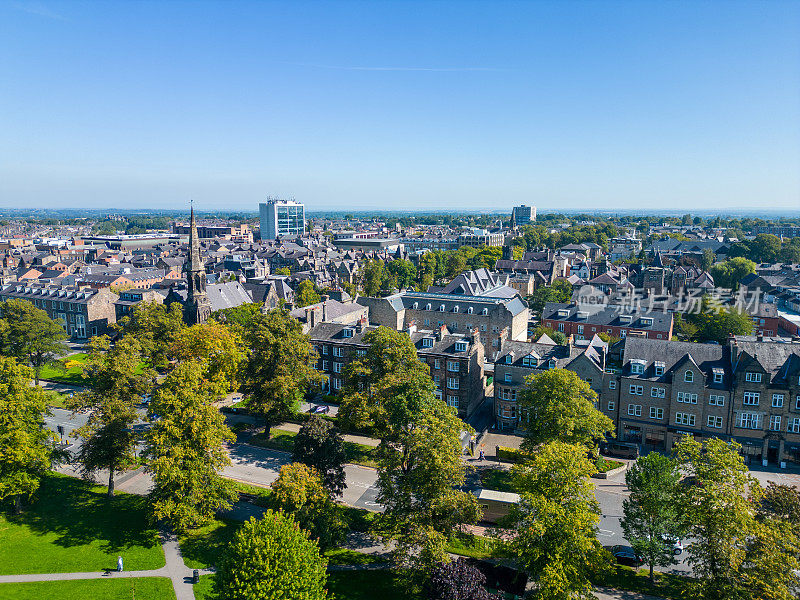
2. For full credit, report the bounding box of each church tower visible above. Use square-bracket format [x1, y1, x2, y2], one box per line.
[183, 206, 212, 325]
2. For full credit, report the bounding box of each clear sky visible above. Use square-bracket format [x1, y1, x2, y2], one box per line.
[1, 0, 798, 213]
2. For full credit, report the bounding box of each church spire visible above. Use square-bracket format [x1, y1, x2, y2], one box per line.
[183, 202, 212, 325]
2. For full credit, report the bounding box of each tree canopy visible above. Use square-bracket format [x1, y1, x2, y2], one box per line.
[0, 298, 67, 383]
[292, 416, 347, 497]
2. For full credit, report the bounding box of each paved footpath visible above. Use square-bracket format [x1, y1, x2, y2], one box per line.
[0, 531, 209, 600]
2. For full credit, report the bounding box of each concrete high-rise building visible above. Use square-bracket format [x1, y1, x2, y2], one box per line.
[511, 205, 536, 227]
[259, 198, 306, 239]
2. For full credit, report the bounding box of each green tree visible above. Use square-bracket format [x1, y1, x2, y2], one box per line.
[359, 259, 386, 296]
[0, 299, 67, 383]
[213, 510, 328, 600]
[69, 336, 153, 497]
[709, 257, 756, 289]
[620, 453, 685, 583]
[241, 308, 324, 437]
[146, 360, 237, 532]
[701, 248, 716, 272]
[417, 252, 437, 290]
[526, 280, 573, 318]
[507, 441, 609, 600]
[693, 306, 754, 343]
[275, 267, 291, 276]
[386, 258, 417, 289]
[115, 301, 186, 369]
[292, 416, 347, 497]
[171, 320, 242, 393]
[446, 252, 468, 280]
[674, 436, 762, 599]
[0, 357, 56, 513]
[270, 462, 346, 549]
[295, 280, 321, 308]
[517, 369, 613, 452]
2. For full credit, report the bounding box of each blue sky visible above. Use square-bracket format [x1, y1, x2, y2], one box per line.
[1, 1, 798, 212]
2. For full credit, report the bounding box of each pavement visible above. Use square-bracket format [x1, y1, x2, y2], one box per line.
[0, 530, 209, 600]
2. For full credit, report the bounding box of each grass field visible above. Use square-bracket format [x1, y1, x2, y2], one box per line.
[592, 564, 691, 600]
[0, 577, 176, 600]
[178, 518, 241, 571]
[249, 429, 379, 468]
[193, 574, 215, 600]
[480, 468, 516, 493]
[444, 533, 496, 559]
[0, 475, 164, 574]
[39, 353, 89, 385]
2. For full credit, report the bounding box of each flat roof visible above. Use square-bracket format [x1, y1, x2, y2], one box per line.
[476, 488, 521, 504]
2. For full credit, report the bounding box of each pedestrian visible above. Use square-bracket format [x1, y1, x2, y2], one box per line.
[479, 448, 485, 461]
[117, 556, 123, 572]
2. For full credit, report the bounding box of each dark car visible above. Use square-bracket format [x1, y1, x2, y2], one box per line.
[611, 545, 644, 567]
[600, 441, 639, 460]
[310, 404, 330, 415]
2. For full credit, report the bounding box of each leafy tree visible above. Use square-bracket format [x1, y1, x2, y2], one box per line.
[211, 302, 263, 335]
[0, 299, 67, 383]
[526, 280, 573, 318]
[295, 280, 321, 308]
[701, 248, 716, 272]
[146, 360, 237, 532]
[674, 437, 762, 599]
[292, 416, 347, 497]
[171, 320, 242, 392]
[693, 307, 754, 344]
[0, 357, 57, 513]
[212, 510, 328, 600]
[506, 441, 609, 600]
[446, 252, 468, 280]
[417, 252, 438, 290]
[241, 308, 324, 437]
[621, 453, 685, 583]
[69, 336, 153, 497]
[709, 257, 756, 290]
[275, 267, 291, 276]
[424, 558, 498, 600]
[359, 259, 386, 296]
[115, 301, 186, 369]
[270, 462, 346, 549]
[517, 369, 613, 452]
[759, 483, 800, 528]
[386, 258, 417, 289]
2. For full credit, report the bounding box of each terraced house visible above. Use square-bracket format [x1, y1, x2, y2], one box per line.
[310, 318, 486, 420]
[541, 301, 674, 341]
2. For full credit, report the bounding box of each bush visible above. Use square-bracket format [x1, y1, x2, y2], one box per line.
[496, 446, 532, 463]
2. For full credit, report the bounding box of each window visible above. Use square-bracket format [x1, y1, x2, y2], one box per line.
[684, 371, 694, 383]
[433, 375, 440, 386]
[467, 307, 474, 314]
[447, 395, 459, 408]
[331, 378, 341, 390]
[629, 385, 643, 395]
[447, 361, 459, 372]
[736, 412, 762, 430]
[707, 415, 723, 429]
[481, 308, 488, 315]
[770, 415, 782, 432]
[333, 347, 344, 357]
[522, 356, 536, 367]
[650, 387, 666, 398]
[577, 325, 584, 334]
[789, 418, 800, 434]
[675, 412, 696, 426]
[796, 395, 800, 410]
[548, 360, 556, 369]
[630, 361, 645, 374]
[455, 341, 468, 352]
[677, 392, 698, 404]
[322, 360, 329, 371]
[480, 324, 487, 332]
[435, 390, 442, 400]
[649, 407, 664, 420]
[772, 394, 785, 408]
[447, 377, 459, 390]
[322, 346, 329, 355]
[433, 359, 440, 369]
[745, 372, 762, 383]
[422, 337, 434, 348]
[654, 363, 665, 376]
[342, 328, 354, 338]
[628, 404, 642, 417]
[424, 319, 430, 326]
[743, 392, 760, 406]
[709, 394, 725, 406]
[333, 362, 342, 373]
[558, 323, 565, 332]
[453, 306, 459, 313]
[504, 373, 512, 383]
[505, 354, 513, 364]
[607, 401, 616, 411]
[357, 349, 367, 356]
[609, 380, 617, 390]
[713, 370, 724, 383]
[620, 329, 627, 338]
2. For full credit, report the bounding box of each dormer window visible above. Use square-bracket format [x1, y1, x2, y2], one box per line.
[684, 370, 694, 383]
[455, 341, 468, 352]
[412, 302, 418, 309]
[467, 307, 474, 314]
[619, 314, 633, 323]
[713, 368, 723, 383]
[557, 309, 570, 318]
[426, 303, 432, 311]
[505, 354, 513, 364]
[439, 304, 445, 312]
[522, 355, 535, 367]
[745, 372, 762, 383]
[481, 308, 488, 315]
[630, 360, 646, 375]
[548, 359, 556, 369]
[342, 328, 354, 338]
[640, 317, 654, 326]
[453, 306, 459, 313]
[654, 362, 665, 376]
[422, 337, 434, 348]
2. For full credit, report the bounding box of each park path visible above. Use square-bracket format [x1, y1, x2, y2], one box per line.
[0, 530, 209, 600]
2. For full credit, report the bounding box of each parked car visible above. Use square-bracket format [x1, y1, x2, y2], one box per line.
[666, 537, 683, 555]
[611, 545, 644, 567]
[310, 404, 330, 415]
[600, 441, 639, 460]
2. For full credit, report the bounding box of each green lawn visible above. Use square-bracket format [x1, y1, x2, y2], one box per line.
[0, 577, 176, 600]
[445, 533, 496, 559]
[0, 474, 164, 574]
[42, 389, 70, 408]
[193, 574, 216, 600]
[480, 468, 516, 493]
[39, 353, 89, 385]
[250, 430, 379, 468]
[327, 570, 421, 600]
[325, 548, 387, 566]
[178, 518, 241, 571]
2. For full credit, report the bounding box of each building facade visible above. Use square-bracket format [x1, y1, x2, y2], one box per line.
[259, 198, 306, 239]
[511, 205, 536, 226]
[541, 302, 674, 341]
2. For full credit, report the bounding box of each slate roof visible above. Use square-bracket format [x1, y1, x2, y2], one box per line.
[621, 337, 729, 386]
[542, 302, 673, 332]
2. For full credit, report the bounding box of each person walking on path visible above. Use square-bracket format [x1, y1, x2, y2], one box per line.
[117, 556, 123, 572]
